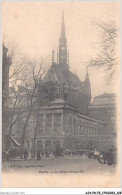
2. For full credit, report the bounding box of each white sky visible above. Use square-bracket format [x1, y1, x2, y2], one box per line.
[1, 1, 120, 97]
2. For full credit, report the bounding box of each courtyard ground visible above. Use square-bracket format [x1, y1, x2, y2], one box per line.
[2, 156, 116, 175]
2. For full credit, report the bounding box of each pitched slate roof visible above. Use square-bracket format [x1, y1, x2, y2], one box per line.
[50, 64, 83, 88]
[92, 93, 117, 106]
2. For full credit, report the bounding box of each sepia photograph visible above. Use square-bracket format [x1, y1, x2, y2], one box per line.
[1, 1, 120, 188]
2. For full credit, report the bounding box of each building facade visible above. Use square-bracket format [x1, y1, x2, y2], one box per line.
[88, 93, 117, 151]
[2, 44, 11, 150]
[16, 100, 104, 153]
[2, 44, 11, 108]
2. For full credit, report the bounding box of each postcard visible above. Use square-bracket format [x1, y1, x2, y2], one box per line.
[1, 1, 120, 188]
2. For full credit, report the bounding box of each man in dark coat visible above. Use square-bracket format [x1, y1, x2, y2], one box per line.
[36, 150, 41, 160]
[24, 149, 28, 160]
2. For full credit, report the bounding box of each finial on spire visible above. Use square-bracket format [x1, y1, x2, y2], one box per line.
[62, 9, 64, 20]
[60, 9, 65, 39]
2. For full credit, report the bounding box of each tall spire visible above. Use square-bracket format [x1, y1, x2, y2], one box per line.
[59, 10, 68, 67]
[60, 10, 65, 40]
[84, 66, 91, 104]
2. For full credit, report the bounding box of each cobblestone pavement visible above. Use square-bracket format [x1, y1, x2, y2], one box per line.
[2, 156, 116, 175]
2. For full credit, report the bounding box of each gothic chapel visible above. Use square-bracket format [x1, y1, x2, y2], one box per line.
[13, 12, 105, 152]
[44, 12, 91, 115]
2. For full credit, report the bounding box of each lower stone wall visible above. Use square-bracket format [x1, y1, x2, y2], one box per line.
[24, 136, 117, 154]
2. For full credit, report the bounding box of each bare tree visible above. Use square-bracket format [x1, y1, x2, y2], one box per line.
[32, 80, 57, 158]
[88, 20, 119, 83]
[19, 58, 56, 155]
[6, 84, 28, 149]
[2, 41, 28, 150]
[20, 61, 43, 153]
[3, 39, 29, 87]
[2, 43, 47, 150]
[3, 41, 56, 154]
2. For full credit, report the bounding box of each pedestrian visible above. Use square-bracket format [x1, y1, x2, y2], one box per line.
[108, 148, 115, 166]
[31, 149, 34, 159]
[5, 150, 9, 161]
[36, 150, 41, 160]
[19, 149, 23, 159]
[2, 150, 5, 161]
[41, 149, 44, 158]
[24, 149, 28, 160]
[45, 149, 49, 157]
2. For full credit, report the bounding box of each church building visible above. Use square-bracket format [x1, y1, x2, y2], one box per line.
[22, 12, 105, 153]
[12, 12, 105, 153]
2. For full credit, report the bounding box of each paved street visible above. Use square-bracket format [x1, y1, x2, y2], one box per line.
[2, 156, 115, 175]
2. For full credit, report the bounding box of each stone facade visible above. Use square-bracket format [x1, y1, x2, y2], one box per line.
[88, 93, 117, 151]
[13, 101, 104, 153]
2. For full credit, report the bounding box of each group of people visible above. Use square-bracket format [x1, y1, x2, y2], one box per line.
[2, 147, 63, 161]
[36, 147, 63, 160]
[88, 147, 116, 166]
[2, 145, 117, 167]
[2, 148, 29, 161]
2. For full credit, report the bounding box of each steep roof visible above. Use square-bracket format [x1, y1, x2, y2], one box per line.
[92, 93, 117, 106]
[51, 64, 83, 88]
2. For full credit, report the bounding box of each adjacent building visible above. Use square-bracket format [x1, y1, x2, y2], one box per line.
[2, 44, 11, 108]
[88, 93, 117, 151]
[2, 44, 11, 150]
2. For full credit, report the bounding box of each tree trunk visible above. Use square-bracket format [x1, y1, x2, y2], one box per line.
[7, 125, 13, 150]
[33, 126, 37, 159]
[21, 110, 32, 153]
